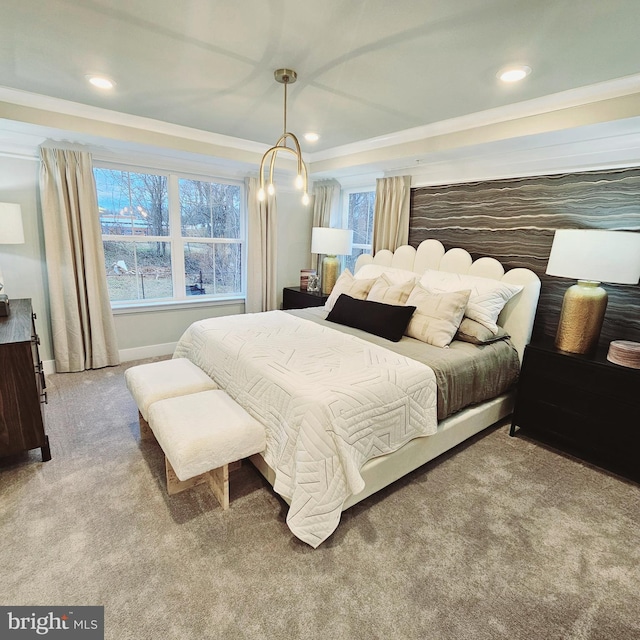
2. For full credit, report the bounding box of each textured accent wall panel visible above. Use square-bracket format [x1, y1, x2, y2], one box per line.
[410, 168, 640, 347]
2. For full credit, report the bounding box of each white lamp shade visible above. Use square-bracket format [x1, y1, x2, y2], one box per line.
[546, 229, 640, 284]
[311, 227, 353, 256]
[0, 203, 25, 244]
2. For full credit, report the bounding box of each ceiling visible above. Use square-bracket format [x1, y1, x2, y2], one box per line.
[2, 0, 640, 180]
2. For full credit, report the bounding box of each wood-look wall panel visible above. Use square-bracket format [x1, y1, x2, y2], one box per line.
[409, 168, 640, 347]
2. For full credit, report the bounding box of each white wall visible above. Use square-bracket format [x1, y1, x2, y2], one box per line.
[276, 190, 315, 306]
[112, 301, 245, 361]
[0, 154, 52, 361]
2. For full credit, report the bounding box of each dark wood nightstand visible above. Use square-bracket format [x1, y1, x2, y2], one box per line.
[282, 287, 329, 310]
[510, 337, 639, 482]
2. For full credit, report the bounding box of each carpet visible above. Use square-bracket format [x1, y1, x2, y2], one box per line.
[1, 360, 638, 639]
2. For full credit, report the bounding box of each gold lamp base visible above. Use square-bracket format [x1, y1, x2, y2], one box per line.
[322, 255, 339, 294]
[555, 280, 608, 354]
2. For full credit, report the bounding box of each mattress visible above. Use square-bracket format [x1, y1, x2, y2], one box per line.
[287, 306, 520, 420]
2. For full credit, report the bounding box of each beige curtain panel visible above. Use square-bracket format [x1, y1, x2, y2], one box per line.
[312, 180, 339, 228]
[245, 177, 278, 313]
[39, 147, 120, 372]
[372, 175, 411, 254]
[310, 179, 340, 268]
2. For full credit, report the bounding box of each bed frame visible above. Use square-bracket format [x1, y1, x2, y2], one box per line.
[250, 239, 541, 510]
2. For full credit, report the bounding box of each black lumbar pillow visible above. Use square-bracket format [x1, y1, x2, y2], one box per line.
[326, 294, 416, 342]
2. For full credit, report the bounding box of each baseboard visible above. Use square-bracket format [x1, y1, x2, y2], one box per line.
[119, 342, 177, 363]
[42, 360, 56, 376]
[42, 342, 176, 375]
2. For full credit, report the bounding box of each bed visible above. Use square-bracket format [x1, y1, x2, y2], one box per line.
[174, 239, 541, 547]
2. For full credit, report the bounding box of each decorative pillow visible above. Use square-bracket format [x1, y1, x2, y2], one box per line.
[326, 294, 416, 342]
[419, 269, 523, 334]
[325, 269, 377, 311]
[455, 318, 511, 345]
[405, 285, 471, 348]
[367, 273, 416, 306]
[354, 264, 419, 285]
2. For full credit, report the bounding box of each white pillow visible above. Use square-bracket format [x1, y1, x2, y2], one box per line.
[355, 264, 418, 285]
[325, 269, 377, 311]
[405, 285, 470, 348]
[367, 273, 416, 306]
[419, 269, 523, 334]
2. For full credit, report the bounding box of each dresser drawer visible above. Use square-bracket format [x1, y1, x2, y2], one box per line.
[521, 346, 638, 403]
[518, 376, 636, 424]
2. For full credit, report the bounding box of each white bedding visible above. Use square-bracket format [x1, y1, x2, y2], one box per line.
[173, 310, 438, 547]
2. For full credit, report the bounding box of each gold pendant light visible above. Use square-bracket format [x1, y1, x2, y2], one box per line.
[257, 69, 309, 205]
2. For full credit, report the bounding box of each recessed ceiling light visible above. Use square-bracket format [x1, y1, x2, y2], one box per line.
[87, 75, 115, 90]
[304, 132, 319, 142]
[497, 65, 531, 83]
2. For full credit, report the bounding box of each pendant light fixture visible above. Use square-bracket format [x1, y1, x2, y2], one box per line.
[257, 69, 310, 205]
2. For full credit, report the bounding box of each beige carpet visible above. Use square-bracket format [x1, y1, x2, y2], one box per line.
[1, 360, 639, 640]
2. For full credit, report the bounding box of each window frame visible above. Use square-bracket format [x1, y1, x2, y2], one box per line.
[94, 161, 246, 310]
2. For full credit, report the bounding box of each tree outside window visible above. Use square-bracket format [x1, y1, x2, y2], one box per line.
[179, 179, 242, 295]
[94, 167, 244, 304]
[342, 189, 375, 273]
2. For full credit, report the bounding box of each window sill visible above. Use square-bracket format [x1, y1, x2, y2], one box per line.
[111, 295, 245, 315]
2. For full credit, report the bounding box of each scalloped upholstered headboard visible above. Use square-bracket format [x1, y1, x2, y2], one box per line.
[354, 239, 541, 362]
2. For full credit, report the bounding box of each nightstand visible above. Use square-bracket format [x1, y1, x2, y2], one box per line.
[282, 287, 329, 310]
[510, 337, 639, 482]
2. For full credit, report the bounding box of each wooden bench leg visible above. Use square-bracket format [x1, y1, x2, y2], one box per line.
[164, 457, 238, 508]
[165, 457, 207, 495]
[207, 465, 230, 510]
[139, 413, 155, 441]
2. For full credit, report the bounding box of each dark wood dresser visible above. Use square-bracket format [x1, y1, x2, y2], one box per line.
[0, 298, 50, 462]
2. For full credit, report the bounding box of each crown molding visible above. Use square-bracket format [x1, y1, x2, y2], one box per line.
[2, 74, 640, 184]
[308, 73, 640, 164]
[4, 74, 640, 164]
[0, 86, 266, 154]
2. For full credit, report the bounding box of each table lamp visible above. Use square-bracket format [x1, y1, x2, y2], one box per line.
[311, 227, 353, 294]
[545, 229, 640, 354]
[0, 203, 25, 316]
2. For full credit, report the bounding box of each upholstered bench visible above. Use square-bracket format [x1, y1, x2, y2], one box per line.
[124, 357, 218, 432]
[147, 390, 266, 508]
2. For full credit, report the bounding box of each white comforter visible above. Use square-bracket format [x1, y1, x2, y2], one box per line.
[174, 311, 438, 547]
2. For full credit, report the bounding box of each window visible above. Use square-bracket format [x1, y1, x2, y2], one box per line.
[341, 189, 375, 273]
[94, 166, 244, 305]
